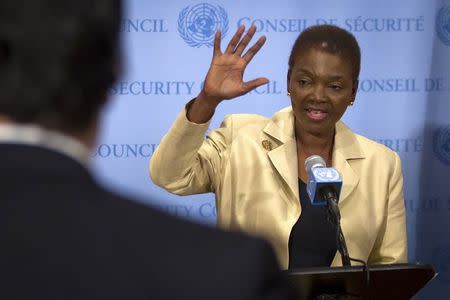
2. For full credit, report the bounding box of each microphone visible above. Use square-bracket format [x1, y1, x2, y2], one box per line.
[305, 155, 351, 266]
[304, 155, 342, 206]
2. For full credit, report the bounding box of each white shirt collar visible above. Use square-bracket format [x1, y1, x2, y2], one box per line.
[0, 123, 91, 166]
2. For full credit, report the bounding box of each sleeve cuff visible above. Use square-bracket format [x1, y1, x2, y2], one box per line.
[169, 99, 213, 138]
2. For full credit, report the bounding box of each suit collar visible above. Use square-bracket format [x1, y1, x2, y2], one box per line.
[263, 107, 299, 203]
[332, 121, 365, 204]
[0, 144, 92, 181]
[0, 123, 90, 167]
[262, 107, 295, 144]
[262, 106, 365, 203]
[334, 121, 365, 160]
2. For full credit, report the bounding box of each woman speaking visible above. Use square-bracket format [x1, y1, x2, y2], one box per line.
[150, 24, 407, 269]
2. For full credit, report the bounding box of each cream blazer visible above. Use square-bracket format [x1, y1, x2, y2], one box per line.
[150, 106, 407, 269]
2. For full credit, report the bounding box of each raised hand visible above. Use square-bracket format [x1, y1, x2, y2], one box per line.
[202, 24, 268, 104]
[188, 25, 268, 123]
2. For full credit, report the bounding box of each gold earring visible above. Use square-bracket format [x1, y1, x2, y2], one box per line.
[287, 92, 291, 97]
[349, 101, 354, 106]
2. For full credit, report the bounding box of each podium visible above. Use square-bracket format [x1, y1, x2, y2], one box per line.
[286, 263, 436, 300]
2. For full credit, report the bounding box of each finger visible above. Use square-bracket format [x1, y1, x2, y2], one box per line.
[242, 77, 270, 93]
[213, 30, 221, 57]
[242, 35, 266, 64]
[234, 25, 257, 56]
[225, 25, 245, 54]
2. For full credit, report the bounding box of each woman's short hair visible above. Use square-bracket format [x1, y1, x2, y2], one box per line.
[288, 25, 361, 82]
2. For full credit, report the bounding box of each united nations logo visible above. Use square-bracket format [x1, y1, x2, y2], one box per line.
[436, 5, 450, 46]
[433, 242, 450, 283]
[178, 3, 229, 48]
[315, 168, 340, 181]
[433, 125, 450, 165]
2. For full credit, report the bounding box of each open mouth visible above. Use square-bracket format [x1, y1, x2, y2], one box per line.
[305, 108, 328, 121]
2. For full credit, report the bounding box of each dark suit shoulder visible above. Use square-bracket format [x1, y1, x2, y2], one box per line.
[98, 186, 270, 254]
[96, 189, 292, 299]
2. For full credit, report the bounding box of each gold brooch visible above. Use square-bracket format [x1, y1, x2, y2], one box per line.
[262, 140, 272, 151]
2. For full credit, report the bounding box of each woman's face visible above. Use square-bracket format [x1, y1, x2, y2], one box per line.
[288, 48, 358, 136]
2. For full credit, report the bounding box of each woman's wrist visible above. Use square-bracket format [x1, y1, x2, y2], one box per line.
[186, 92, 222, 124]
[196, 90, 222, 109]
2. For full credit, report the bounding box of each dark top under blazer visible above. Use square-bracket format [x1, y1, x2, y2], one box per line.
[288, 180, 337, 269]
[0, 144, 293, 300]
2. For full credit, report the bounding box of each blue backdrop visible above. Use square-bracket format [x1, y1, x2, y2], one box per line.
[91, 1, 450, 298]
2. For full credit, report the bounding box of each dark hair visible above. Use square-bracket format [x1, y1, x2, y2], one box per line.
[288, 25, 361, 82]
[0, 0, 121, 134]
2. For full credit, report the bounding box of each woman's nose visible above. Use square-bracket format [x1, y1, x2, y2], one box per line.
[311, 84, 327, 102]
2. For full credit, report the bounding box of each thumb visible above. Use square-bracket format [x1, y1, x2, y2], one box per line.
[242, 77, 269, 93]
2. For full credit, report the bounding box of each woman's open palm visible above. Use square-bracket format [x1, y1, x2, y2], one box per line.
[201, 25, 269, 104]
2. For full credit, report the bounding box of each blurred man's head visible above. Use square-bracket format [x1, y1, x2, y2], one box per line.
[0, 0, 121, 147]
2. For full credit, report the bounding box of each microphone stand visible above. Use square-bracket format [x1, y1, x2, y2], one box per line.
[322, 188, 351, 266]
[312, 188, 352, 300]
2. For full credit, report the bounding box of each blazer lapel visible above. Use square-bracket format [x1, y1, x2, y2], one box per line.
[267, 139, 299, 203]
[263, 108, 300, 203]
[332, 121, 365, 205]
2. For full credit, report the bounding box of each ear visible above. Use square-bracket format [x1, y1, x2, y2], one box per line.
[350, 79, 359, 104]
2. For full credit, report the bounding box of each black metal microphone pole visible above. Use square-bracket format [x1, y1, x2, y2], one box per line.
[321, 187, 351, 267]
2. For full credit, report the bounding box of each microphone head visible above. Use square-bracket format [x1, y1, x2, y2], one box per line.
[305, 155, 326, 172]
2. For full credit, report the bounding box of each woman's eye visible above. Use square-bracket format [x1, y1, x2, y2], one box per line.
[299, 80, 309, 86]
[330, 84, 342, 90]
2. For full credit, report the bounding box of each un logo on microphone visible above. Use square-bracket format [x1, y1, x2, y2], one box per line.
[178, 3, 229, 48]
[315, 168, 340, 181]
[436, 5, 450, 46]
[433, 125, 450, 165]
